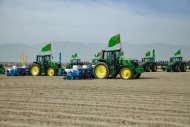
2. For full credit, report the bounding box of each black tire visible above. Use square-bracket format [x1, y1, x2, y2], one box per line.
[134, 72, 141, 79]
[119, 67, 134, 79]
[166, 66, 171, 72]
[30, 64, 40, 76]
[181, 63, 187, 72]
[145, 64, 151, 72]
[19, 69, 26, 76]
[151, 64, 157, 72]
[162, 67, 166, 71]
[174, 63, 180, 72]
[47, 67, 56, 76]
[94, 62, 109, 79]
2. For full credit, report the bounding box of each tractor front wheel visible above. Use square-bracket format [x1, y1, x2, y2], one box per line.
[30, 64, 40, 76]
[94, 62, 109, 79]
[47, 67, 56, 76]
[119, 67, 134, 79]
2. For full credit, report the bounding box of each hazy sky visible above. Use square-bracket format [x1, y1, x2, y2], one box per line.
[0, 0, 190, 45]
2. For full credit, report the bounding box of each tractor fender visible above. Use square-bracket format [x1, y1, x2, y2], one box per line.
[97, 60, 109, 65]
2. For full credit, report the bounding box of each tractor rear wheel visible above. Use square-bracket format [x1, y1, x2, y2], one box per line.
[145, 64, 151, 72]
[181, 63, 187, 72]
[119, 67, 134, 79]
[151, 64, 157, 72]
[30, 64, 40, 76]
[94, 62, 109, 79]
[174, 63, 180, 72]
[47, 67, 56, 76]
[166, 65, 171, 72]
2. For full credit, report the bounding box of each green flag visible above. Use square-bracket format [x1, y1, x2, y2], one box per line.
[94, 53, 100, 58]
[108, 34, 120, 47]
[71, 53, 77, 59]
[145, 51, 150, 57]
[174, 49, 181, 56]
[41, 43, 51, 52]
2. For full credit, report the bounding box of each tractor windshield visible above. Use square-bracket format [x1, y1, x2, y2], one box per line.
[37, 56, 43, 62]
[44, 55, 51, 62]
[142, 58, 153, 62]
[171, 57, 182, 62]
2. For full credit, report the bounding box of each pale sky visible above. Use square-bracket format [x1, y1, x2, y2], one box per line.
[0, 0, 190, 45]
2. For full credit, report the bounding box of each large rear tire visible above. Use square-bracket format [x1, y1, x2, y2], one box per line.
[145, 64, 151, 72]
[119, 67, 134, 79]
[174, 63, 180, 72]
[181, 63, 187, 72]
[30, 64, 40, 76]
[151, 64, 157, 72]
[94, 62, 109, 79]
[47, 67, 56, 76]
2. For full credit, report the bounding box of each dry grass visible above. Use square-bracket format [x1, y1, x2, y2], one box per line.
[0, 72, 190, 127]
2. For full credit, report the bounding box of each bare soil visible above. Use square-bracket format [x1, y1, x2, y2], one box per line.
[0, 71, 190, 127]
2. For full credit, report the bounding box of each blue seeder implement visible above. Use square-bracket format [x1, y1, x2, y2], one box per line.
[7, 66, 30, 76]
[64, 67, 94, 80]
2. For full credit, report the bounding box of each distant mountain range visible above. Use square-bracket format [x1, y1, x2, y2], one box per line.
[0, 42, 190, 63]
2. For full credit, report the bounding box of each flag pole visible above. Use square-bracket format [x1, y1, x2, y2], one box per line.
[51, 43, 52, 57]
[120, 41, 122, 50]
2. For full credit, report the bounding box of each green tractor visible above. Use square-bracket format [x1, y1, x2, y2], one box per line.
[92, 53, 100, 65]
[66, 58, 83, 69]
[140, 49, 157, 72]
[166, 57, 187, 72]
[29, 55, 64, 76]
[66, 53, 90, 69]
[0, 64, 5, 74]
[93, 48, 143, 79]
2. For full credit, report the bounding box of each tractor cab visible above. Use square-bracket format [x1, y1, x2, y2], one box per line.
[170, 57, 183, 62]
[36, 55, 51, 66]
[66, 58, 83, 69]
[142, 57, 153, 63]
[70, 58, 81, 64]
[99, 49, 122, 63]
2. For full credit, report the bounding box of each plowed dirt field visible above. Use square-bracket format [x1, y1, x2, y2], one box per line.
[0, 72, 190, 127]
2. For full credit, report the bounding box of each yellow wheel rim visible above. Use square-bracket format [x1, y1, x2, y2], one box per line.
[48, 68, 55, 76]
[121, 68, 131, 79]
[31, 66, 39, 76]
[95, 65, 107, 78]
